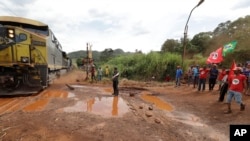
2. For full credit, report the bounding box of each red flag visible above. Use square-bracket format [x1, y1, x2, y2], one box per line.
[229, 60, 237, 77]
[206, 47, 224, 64]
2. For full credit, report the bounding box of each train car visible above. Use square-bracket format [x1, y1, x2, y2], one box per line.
[0, 16, 69, 95]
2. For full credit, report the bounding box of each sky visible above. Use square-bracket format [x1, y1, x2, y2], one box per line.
[0, 0, 250, 53]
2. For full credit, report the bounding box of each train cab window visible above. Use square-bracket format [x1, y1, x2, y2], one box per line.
[19, 33, 27, 41]
[51, 34, 57, 43]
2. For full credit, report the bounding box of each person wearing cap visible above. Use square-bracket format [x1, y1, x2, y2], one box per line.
[225, 67, 247, 114]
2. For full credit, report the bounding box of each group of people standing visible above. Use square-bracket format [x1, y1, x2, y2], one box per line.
[185, 64, 219, 91]
[176, 63, 250, 114]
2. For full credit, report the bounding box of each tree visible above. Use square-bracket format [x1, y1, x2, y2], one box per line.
[190, 32, 212, 54]
[161, 39, 181, 53]
[76, 58, 83, 67]
[100, 48, 114, 62]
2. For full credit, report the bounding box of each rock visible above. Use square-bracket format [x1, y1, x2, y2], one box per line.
[129, 93, 135, 97]
[148, 106, 153, 110]
[154, 118, 161, 124]
[145, 111, 153, 117]
[139, 105, 143, 109]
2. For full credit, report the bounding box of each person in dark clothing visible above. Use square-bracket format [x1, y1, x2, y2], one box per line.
[218, 70, 229, 102]
[112, 67, 119, 96]
[209, 64, 219, 91]
[91, 65, 96, 82]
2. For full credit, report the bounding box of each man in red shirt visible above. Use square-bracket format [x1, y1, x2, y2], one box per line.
[225, 67, 247, 114]
[198, 65, 209, 91]
[217, 67, 226, 91]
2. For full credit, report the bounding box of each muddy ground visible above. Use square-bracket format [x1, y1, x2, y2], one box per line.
[0, 69, 250, 141]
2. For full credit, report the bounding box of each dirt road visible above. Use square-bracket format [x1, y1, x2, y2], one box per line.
[1, 69, 250, 141]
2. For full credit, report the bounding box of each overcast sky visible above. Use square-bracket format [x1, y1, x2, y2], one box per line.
[0, 0, 250, 53]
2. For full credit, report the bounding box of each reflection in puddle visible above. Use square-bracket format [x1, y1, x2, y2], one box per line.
[61, 96, 129, 117]
[0, 98, 26, 114]
[41, 90, 68, 98]
[67, 92, 76, 98]
[22, 90, 72, 112]
[23, 99, 50, 112]
[141, 91, 173, 111]
[71, 85, 87, 88]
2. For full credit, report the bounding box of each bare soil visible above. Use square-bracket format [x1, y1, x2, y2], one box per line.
[1, 69, 250, 141]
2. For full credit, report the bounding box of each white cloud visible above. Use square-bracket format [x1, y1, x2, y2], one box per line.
[0, 0, 250, 53]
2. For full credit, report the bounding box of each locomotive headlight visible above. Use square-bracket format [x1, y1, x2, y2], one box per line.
[9, 33, 14, 38]
[7, 29, 15, 38]
[21, 56, 29, 63]
[8, 29, 14, 34]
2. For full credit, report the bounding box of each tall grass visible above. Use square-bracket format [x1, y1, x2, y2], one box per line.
[102, 52, 183, 81]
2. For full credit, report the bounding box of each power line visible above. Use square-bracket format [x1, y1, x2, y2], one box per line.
[0, 1, 18, 16]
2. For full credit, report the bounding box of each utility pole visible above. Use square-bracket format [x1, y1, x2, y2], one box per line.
[182, 0, 205, 68]
[85, 43, 89, 80]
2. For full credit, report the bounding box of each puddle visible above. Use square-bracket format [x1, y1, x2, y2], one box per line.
[23, 98, 50, 112]
[103, 88, 113, 93]
[22, 90, 74, 112]
[60, 96, 129, 117]
[140, 91, 173, 111]
[70, 85, 87, 88]
[67, 92, 76, 98]
[0, 98, 27, 114]
[41, 90, 68, 98]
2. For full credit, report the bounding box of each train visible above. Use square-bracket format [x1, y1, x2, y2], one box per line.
[0, 16, 70, 95]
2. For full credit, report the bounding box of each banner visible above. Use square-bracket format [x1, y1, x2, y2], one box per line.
[206, 47, 223, 64]
[223, 41, 237, 56]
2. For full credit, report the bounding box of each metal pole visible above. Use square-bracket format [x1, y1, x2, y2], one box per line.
[85, 43, 89, 80]
[182, 0, 205, 67]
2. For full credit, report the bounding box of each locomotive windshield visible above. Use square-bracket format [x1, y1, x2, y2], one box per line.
[24, 27, 49, 36]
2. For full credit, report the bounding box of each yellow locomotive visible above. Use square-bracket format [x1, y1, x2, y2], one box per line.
[0, 16, 70, 95]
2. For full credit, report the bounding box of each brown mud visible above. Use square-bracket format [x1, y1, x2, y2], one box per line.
[1, 69, 250, 141]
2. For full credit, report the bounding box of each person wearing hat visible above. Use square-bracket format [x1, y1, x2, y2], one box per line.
[225, 67, 247, 114]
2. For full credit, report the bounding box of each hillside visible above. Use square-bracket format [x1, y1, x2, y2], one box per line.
[205, 15, 250, 55]
[67, 48, 132, 62]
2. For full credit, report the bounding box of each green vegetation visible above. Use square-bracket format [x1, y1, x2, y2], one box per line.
[103, 52, 181, 81]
